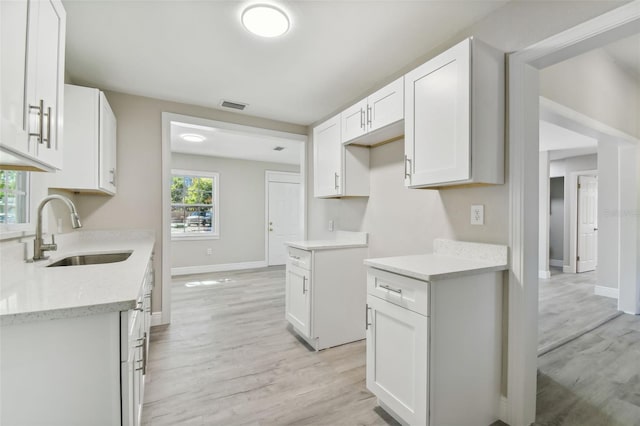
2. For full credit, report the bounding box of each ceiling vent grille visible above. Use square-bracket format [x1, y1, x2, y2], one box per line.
[220, 100, 248, 111]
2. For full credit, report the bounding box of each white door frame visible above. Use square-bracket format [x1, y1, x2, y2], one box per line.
[265, 170, 303, 266]
[507, 3, 640, 425]
[160, 112, 307, 325]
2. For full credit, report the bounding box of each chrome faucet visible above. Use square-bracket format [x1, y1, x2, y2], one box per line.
[33, 195, 82, 261]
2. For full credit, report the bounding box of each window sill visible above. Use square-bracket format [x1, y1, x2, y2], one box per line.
[171, 234, 220, 242]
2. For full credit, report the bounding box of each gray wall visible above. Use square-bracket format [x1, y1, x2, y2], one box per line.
[540, 47, 640, 139]
[549, 177, 564, 263]
[170, 153, 299, 269]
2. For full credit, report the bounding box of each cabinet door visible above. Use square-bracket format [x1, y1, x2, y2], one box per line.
[341, 98, 367, 144]
[368, 77, 403, 133]
[313, 114, 342, 197]
[405, 39, 470, 187]
[366, 295, 428, 426]
[285, 263, 311, 338]
[0, 0, 30, 157]
[99, 92, 117, 193]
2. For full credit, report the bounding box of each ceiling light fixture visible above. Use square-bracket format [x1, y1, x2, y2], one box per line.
[181, 133, 205, 143]
[241, 4, 290, 38]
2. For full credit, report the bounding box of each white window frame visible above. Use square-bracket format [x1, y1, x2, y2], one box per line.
[0, 170, 33, 240]
[170, 169, 220, 241]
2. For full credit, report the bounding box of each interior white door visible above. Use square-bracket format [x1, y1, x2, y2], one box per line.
[577, 175, 598, 273]
[268, 174, 301, 266]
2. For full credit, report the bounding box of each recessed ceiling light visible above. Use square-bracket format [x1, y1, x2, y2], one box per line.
[241, 4, 290, 38]
[181, 133, 205, 143]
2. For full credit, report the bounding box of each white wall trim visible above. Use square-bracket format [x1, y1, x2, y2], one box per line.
[562, 265, 574, 274]
[538, 270, 551, 279]
[507, 3, 640, 425]
[594, 285, 619, 299]
[150, 312, 163, 327]
[550, 259, 563, 268]
[171, 260, 268, 276]
[499, 396, 509, 424]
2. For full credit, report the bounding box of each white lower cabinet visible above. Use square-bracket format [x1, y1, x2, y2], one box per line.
[285, 244, 368, 350]
[0, 259, 153, 426]
[366, 267, 503, 426]
[366, 295, 428, 425]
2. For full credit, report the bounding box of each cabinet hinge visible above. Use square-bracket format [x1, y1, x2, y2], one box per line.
[578, 183, 581, 189]
[577, 256, 580, 261]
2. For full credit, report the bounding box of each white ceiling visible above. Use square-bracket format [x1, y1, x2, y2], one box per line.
[62, 0, 509, 126]
[171, 121, 302, 165]
[539, 119, 598, 160]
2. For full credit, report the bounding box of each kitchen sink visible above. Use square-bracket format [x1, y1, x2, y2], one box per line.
[47, 251, 132, 267]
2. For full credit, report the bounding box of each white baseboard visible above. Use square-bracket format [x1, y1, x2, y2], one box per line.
[171, 260, 268, 276]
[549, 259, 563, 267]
[539, 270, 551, 279]
[150, 312, 163, 327]
[563, 265, 574, 273]
[594, 285, 619, 299]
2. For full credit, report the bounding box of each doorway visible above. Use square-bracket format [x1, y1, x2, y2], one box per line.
[507, 5, 640, 424]
[160, 112, 307, 325]
[266, 171, 302, 266]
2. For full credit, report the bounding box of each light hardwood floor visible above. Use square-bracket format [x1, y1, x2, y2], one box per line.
[538, 268, 620, 355]
[142, 267, 399, 425]
[143, 266, 637, 425]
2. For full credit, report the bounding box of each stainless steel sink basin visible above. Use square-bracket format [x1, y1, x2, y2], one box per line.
[47, 251, 132, 267]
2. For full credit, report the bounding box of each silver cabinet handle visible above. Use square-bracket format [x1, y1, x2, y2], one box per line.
[360, 109, 365, 129]
[135, 301, 143, 312]
[109, 168, 116, 186]
[302, 276, 307, 294]
[367, 105, 372, 126]
[379, 284, 402, 295]
[29, 99, 45, 143]
[289, 255, 300, 260]
[365, 304, 371, 330]
[334, 172, 339, 190]
[404, 155, 412, 181]
[45, 106, 52, 148]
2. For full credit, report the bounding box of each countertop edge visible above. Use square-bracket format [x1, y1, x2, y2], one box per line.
[0, 300, 136, 326]
[363, 259, 508, 282]
[286, 242, 368, 250]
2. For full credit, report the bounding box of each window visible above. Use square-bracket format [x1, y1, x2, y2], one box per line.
[171, 170, 219, 238]
[0, 170, 29, 225]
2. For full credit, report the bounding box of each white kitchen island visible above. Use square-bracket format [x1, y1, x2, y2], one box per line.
[0, 230, 155, 426]
[285, 231, 368, 351]
[364, 239, 508, 426]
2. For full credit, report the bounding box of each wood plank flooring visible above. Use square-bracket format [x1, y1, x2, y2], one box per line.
[142, 267, 399, 425]
[143, 266, 638, 426]
[535, 313, 640, 426]
[538, 268, 620, 355]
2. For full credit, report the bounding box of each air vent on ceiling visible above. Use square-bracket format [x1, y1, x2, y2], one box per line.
[220, 100, 248, 111]
[273, 146, 285, 151]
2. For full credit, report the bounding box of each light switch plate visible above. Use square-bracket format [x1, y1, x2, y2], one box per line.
[471, 205, 484, 225]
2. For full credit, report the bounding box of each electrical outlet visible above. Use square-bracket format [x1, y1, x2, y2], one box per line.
[471, 205, 484, 225]
[328, 220, 334, 232]
[206, 248, 213, 255]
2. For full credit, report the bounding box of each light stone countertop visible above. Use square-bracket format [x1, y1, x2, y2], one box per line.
[286, 230, 368, 251]
[364, 239, 508, 281]
[0, 230, 155, 326]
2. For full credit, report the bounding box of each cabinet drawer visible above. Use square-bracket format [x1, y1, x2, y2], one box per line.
[287, 247, 311, 270]
[367, 268, 429, 316]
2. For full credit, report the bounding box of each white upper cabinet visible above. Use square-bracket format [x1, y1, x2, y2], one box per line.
[313, 114, 369, 198]
[49, 85, 117, 195]
[404, 38, 504, 188]
[341, 77, 404, 146]
[0, 0, 66, 171]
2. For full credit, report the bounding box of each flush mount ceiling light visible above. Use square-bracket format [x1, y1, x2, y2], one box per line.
[241, 4, 290, 38]
[181, 133, 205, 143]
